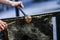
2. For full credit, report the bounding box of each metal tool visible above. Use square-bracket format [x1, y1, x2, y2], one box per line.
[19, 8, 32, 23]
[8, 21, 16, 26]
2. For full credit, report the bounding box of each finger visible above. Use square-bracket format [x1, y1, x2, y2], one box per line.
[20, 2, 24, 8]
[0, 24, 4, 30]
[0, 21, 7, 29]
[1, 22, 5, 27]
[2, 22, 8, 29]
[18, 1, 24, 8]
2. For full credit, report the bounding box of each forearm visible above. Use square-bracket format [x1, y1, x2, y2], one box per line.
[0, 0, 13, 6]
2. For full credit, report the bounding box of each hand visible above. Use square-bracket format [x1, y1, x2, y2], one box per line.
[0, 20, 7, 31]
[0, 0, 24, 8]
[10, 1, 24, 8]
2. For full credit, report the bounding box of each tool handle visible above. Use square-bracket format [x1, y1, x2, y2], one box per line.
[18, 8, 32, 23]
[19, 8, 27, 16]
[8, 21, 16, 26]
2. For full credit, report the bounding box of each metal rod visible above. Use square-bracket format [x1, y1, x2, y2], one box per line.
[18, 8, 32, 23]
[8, 21, 16, 26]
[19, 8, 27, 16]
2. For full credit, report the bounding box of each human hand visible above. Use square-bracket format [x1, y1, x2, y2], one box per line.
[0, 20, 7, 31]
[10, 1, 24, 8]
[0, 0, 24, 8]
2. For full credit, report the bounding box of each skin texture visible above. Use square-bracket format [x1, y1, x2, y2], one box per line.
[0, 0, 24, 31]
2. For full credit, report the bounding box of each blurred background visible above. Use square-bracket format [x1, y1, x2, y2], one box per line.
[0, 0, 60, 19]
